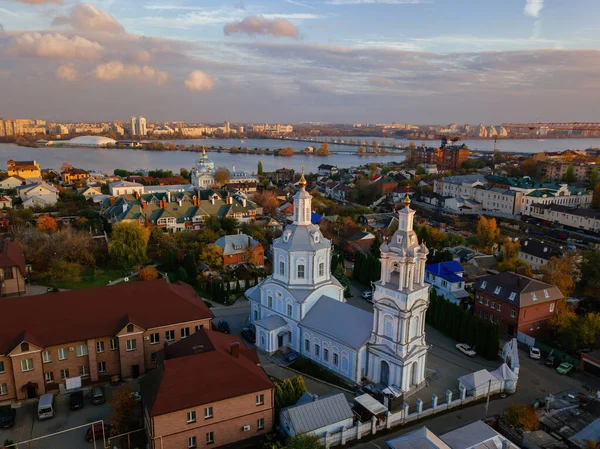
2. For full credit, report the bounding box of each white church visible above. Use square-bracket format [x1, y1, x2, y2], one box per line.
[246, 171, 431, 394]
[191, 149, 216, 189]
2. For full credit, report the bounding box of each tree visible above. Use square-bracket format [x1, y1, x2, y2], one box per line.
[139, 266, 159, 281]
[476, 216, 500, 254]
[61, 162, 73, 172]
[198, 245, 223, 268]
[37, 215, 57, 233]
[277, 147, 295, 156]
[215, 167, 231, 186]
[180, 167, 190, 180]
[542, 255, 577, 298]
[109, 385, 138, 435]
[253, 190, 279, 217]
[257, 161, 264, 175]
[317, 143, 329, 156]
[504, 404, 540, 430]
[592, 182, 600, 210]
[109, 222, 150, 268]
[43, 260, 82, 284]
[580, 250, 600, 300]
[589, 168, 599, 190]
[562, 164, 575, 183]
[286, 435, 323, 449]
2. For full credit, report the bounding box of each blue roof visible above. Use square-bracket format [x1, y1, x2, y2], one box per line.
[426, 261, 464, 284]
[311, 212, 324, 224]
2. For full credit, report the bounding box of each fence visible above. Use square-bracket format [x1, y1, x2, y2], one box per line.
[517, 331, 536, 347]
[317, 384, 503, 448]
[534, 341, 579, 366]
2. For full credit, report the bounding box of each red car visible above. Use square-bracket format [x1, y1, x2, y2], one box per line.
[86, 423, 112, 443]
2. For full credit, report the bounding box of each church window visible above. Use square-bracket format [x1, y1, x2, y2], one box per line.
[318, 262, 325, 277]
[384, 316, 394, 339]
[341, 353, 349, 373]
[324, 349, 329, 362]
[315, 345, 320, 357]
[410, 316, 420, 339]
[306, 208, 310, 222]
[333, 353, 339, 367]
[297, 264, 305, 279]
[268, 296, 273, 308]
[254, 310, 258, 321]
[305, 340, 310, 353]
[260, 335, 265, 346]
[287, 304, 293, 318]
[279, 261, 285, 276]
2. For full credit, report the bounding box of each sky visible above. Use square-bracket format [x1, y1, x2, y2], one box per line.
[1, 0, 600, 124]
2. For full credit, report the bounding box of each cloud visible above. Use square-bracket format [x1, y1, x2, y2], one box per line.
[184, 70, 215, 92]
[6, 32, 103, 59]
[283, 0, 316, 9]
[224, 15, 299, 38]
[53, 3, 125, 34]
[134, 50, 152, 64]
[7, 0, 63, 4]
[56, 63, 78, 81]
[326, 0, 428, 4]
[95, 61, 168, 84]
[524, 0, 543, 17]
[0, 24, 4, 33]
[369, 74, 397, 88]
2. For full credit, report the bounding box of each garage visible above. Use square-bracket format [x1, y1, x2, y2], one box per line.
[581, 350, 600, 378]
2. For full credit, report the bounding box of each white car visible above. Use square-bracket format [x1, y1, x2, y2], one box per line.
[529, 347, 541, 359]
[456, 343, 476, 357]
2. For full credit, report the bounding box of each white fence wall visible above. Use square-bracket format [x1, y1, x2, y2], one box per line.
[517, 331, 536, 347]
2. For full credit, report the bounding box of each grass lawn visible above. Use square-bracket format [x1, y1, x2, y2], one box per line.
[47, 268, 128, 290]
[289, 358, 353, 390]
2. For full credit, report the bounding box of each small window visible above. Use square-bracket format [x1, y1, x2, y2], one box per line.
[257, 418, 265, 430]
[195, 324, 204, 331]
[497, 304, 502, 311]
[256, 394, 265, 405]
[491, 301, 495, 309]
[297, 264, 305, 279]
[188, 436, 197, 448]
[287, 304, 293, 317]
[76, 344, 88, 357]
[126, 339, 137, 351]
[268, 296, 273, 308]
[315, 345, 320, 357]
[150, 333, 160, 344]
[305, 340, 310, 353]
[45, 372, 54, 383]
[181, 327, 190, 338]
[550, 303, 555, 313]
[151, 352, 157, 365]
[319, 262, 325, 277]
[204, 406, 213, 419]
[494, 286, 501, 294]
[485, 299, 489, 306]
[110, 338, 118, 351]
[127, 324, 134, 333]
[481, 281, 487, 289]
[21, 343, 29, 352]
[21, 358, 33, 372]
[279, 261, 285, 276]
[0, 383, 8, 395]
[206, 432, 214, 445]
[0, 361, 4, 373]
[530, 323, 534, 331]
[544, 289, 550, 298]
[96, 341, 105, 353]
[60, 368, 69, 380]
[508, 292, 516, 301]
[79, 366, 89, 377]
[166, 330, 175, 341]
[98, 361, 106, 373]
[187, 411, 196, 423]
[532, 292, 538, 301]
[324, 348, 329, 362]
[333, 353, 339, 366]
[43, 351, 52, 363]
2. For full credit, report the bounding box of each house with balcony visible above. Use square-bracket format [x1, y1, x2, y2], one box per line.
[425, 261, 469, 305]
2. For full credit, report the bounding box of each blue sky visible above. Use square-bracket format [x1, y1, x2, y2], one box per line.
[1, 0, 600, 123]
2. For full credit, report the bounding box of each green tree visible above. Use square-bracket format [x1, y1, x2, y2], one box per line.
[291, 376, 307, 399]
[109, 385, 138, 435]
[109, 222, 150, 268]
[562, 164, 575, 183]
[183, 252, 197, 280]
[257, 161, 264, 175]
[589, 168, 599, 190]
[286, 434, 323, 449]
[43, 260, 83, 284]
[580, 250, 600, 300]
[176, 266, 188, 282]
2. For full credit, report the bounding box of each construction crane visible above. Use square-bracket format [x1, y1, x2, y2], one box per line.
[501, 122, 600, 131]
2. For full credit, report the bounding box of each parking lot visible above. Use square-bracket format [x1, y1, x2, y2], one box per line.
[0, 381, 141, 449]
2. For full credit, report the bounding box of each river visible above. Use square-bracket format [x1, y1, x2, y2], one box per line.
[0, 137, 599, 174]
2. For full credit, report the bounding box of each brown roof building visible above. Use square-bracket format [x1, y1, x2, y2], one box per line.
[141, 329, 273, 449]
[7, 160, 41, 179]
[474, 272, 563, 337]
[0, 241, 26, 297]
[0, 279, 213, 402]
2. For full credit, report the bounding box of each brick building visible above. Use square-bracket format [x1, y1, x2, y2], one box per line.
[141, 329, 273, 449]
[407, 145, 469, 171]
[0, 241, 26, 297]
[214, 234, 264, 267]
[474, 272, 563, 337]
[0, 279, 213, 403]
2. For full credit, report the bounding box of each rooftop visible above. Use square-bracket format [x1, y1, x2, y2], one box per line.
[281, 393, 352, 435]
[214, 234, 261, 256]
[0, 240, 25, 276]
[474, 272, 563, 307]
[426, 261, 464, 283]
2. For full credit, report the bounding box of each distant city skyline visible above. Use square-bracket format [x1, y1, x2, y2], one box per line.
[1, 0, 600, 123]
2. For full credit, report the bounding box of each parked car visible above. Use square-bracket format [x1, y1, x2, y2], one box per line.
[529, 347, 541, 359]
[130, 391, 142, 402]
[86, 423, 113, 443]
[241, 327, 256, 344]
[456, 343, 476, 357]
[285, 351, 299, 364]
[217, 320, 231, 334]
[361, 291, 373, 301]
[556, 362, 575, 375]
[69, 391, 84, 410]
[545, 355, 558, 367]
[91, 387, 105, 405]
[0, 406, 16, 428]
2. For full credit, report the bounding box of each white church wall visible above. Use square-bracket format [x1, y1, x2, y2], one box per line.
[301, 329, 360, 383]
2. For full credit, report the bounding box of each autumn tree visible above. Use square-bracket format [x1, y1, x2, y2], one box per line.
[475, 216, 500, 254]
[253, 190, 279, 217]
[317, 143, 329, 156]
[109, 222, 150, 268]
[60, 162, 73, 172]
[139, 266, 159, 281]
[257, 161, 263, 175]
[504, 404, 540, 431]
[214, 167, 231, 186]
[592, 182, 600, 209]
[43, 260, 82, 284]
[37, 215, 57, 233]
[198, 245, 223, 268]
[278, 148, 294, 157]
[497, 238, 532, 276]
[109, 385, 138, 435]
[542, 255, 577, 298]
[580, 250, 600, 300]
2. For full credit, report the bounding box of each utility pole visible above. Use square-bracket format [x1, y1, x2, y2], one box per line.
[485, 378, 492, 416]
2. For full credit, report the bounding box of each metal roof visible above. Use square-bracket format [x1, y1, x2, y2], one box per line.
[255, 314, 288, 331]
[387, 427, 450, 449]
[426, 261, 465, 284]
[457, 369, 497, 390]
[354, 394, 388, 415]
[281, 393, 352, 435]
[440, 420, 518, 449]
[214, 234, 260, 256]
[474, 272, 563, 307]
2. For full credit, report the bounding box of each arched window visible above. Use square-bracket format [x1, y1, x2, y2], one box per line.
[411, 316, 420, 339]
[318, 261, 325, 277]
[384, 316, 394, 338]
[279, 261, 285, 276]
[260, 335, 265, 346]
[254, 310, 258, 321]
[297, 264, 305, 279]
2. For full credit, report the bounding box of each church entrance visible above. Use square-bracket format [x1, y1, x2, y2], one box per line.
[380, 361, 390, 387]
[278, 334, 284, 348]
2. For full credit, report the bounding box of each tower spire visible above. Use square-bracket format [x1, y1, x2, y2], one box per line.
[299, 164, 307, 188]
[403, 193, 411, 208]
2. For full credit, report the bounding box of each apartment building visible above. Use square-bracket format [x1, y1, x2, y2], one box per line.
[0, 241, 26, 297]
[517, 238, 561, 270]
[537, 161, 600, 183]
[530, 203, 600, 233]
[0, 280, 213, 402]
[141, 329, 273, 449]
[407, 145, 469, 171]
[474, 272, 562, 337]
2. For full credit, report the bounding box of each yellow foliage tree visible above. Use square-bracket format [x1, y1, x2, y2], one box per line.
[37, 215, 57, 233]
[542, 255, 577, 298]
[476, 216, 500, 254]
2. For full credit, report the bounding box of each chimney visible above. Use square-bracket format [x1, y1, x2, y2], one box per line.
[142, 200, 147, 209]
[167, 191, 171, 202]
[163, 340, 169, 359]
[230, 342, 240, 358]
[242, 198, 247, 207]
[135, 191, 139, 200]
[178, 199, 182, 207]
[193, 345, 204, 354]
[232, 165, 236, 172]
[312, 394, 319, 402]
[501, 440, 510, 449]
[109, 196, 116, 205]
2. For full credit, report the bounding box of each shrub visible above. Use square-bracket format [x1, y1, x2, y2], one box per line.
[139, 266, 159, 281]
[504, 404, 540, 430]
[43, 260, 82, 284]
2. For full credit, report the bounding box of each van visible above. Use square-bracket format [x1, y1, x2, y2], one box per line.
[38, 393, 55, 420]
